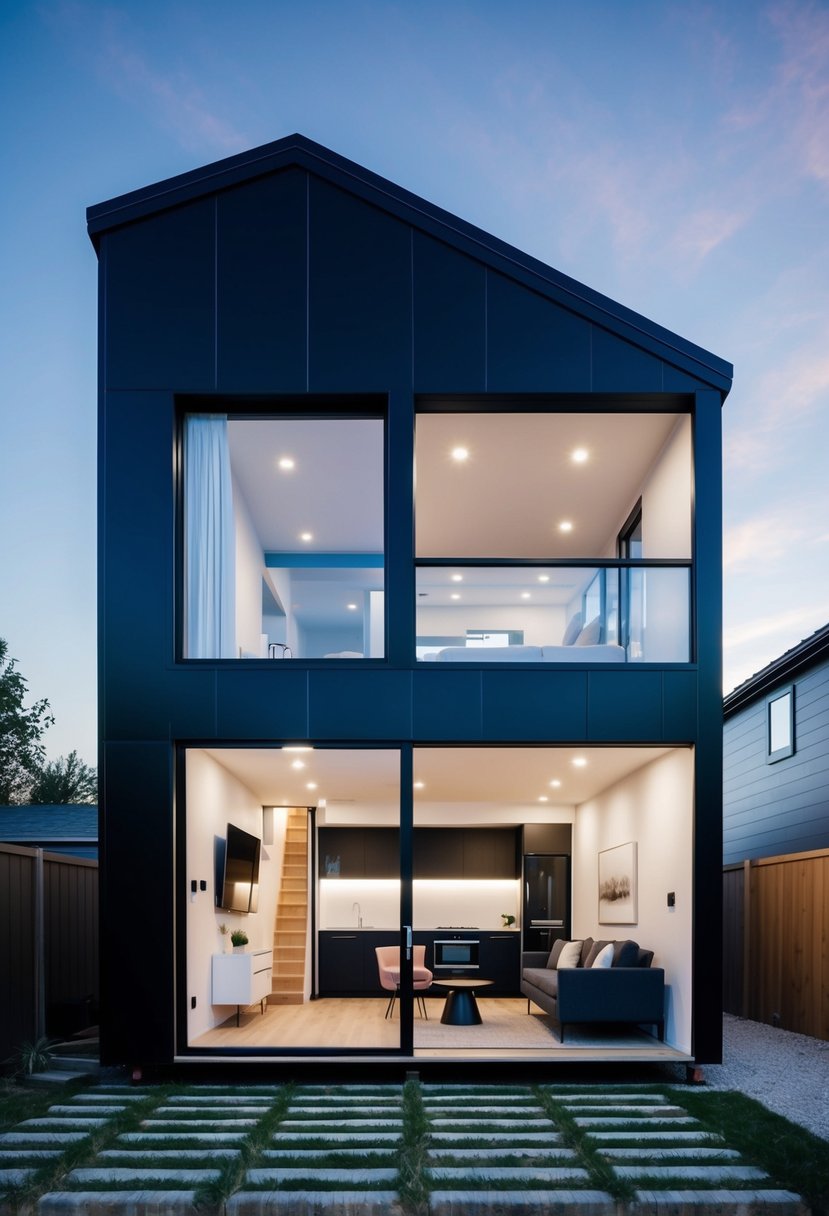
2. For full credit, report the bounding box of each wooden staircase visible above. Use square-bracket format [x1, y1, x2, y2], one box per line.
[270, 808, 308, 1006]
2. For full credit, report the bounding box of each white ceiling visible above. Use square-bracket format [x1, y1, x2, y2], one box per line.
[201, 745, 675, 814]
[415, 413, 680, 557]
[229, 418, 384, 552]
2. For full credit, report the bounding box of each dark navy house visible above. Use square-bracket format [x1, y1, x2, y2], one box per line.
[88, 135, 731, 1072]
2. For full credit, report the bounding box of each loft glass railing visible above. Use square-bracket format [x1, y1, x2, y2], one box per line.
[415, 562, 690, 664]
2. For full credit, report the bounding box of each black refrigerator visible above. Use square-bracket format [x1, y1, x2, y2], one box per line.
[523, 854, 570, 951]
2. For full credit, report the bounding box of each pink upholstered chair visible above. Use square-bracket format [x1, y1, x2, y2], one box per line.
[375, 945, 432, 1018]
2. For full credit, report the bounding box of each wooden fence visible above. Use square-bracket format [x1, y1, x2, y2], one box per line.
[0, 843, 98, 1065]
[723, 848, 829, 1040]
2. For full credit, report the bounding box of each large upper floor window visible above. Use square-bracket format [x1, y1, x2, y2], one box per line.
[414, 409, 691, 663]
[183, 412, 384, 660]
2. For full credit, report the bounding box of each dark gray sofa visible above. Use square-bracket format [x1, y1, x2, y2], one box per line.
[521, 937, 665, 1042]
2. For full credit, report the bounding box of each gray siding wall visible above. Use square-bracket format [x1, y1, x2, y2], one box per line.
[724, 658, 829, 864]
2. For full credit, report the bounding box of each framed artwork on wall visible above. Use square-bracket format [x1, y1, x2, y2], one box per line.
[598, 841, 637, 925]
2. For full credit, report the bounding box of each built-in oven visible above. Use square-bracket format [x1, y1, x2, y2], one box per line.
[433, 939, 480, 971]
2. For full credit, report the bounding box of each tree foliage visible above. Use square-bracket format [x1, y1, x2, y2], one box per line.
[0, 638, 54, 804]
[28, 749, 97, 804]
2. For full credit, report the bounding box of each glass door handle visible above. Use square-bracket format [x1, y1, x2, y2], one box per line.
[404, 925, 412, 960]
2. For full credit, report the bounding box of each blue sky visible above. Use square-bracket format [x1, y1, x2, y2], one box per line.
[1, 1, 828, 766]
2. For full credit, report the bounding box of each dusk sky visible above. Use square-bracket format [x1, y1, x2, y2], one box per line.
[1, 1, 828, 766]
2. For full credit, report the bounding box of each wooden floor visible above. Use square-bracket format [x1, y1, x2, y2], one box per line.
[188, 997, 690, 1062]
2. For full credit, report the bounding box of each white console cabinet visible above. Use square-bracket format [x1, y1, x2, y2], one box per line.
[212, 948, 273, 1026]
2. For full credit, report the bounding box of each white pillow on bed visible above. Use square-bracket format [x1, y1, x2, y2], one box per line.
[575, 616, 602, 646]
[562, 613, 583, 646]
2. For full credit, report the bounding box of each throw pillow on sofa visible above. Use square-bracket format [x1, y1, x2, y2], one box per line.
[612, 939, 641, 967]
[547, 939, 582, 969]
[584, 939, 613, 967]
[591, 943, 615, 968]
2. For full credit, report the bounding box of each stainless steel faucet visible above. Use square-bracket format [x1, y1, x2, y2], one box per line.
[352, 900, 363, 928]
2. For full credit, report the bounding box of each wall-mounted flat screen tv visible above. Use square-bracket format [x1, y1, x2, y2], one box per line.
[218, 822, 261, 914]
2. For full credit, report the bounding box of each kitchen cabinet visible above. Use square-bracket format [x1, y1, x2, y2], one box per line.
[319, 827, 518, 879]
[317, 930, 398, 995]
[414, 828, 519, 878]
[317, 930, 520, 997]
[318, 828, 399, 878]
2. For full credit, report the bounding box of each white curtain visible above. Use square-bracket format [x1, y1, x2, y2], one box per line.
[184, 415, 236, 658]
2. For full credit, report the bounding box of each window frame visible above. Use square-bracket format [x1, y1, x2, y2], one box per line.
[766, 685, 795, 764]
[176, 396, 388, 664]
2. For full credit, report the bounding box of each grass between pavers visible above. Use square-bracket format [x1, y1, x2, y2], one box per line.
[669, 1086, 829, 1216]
[0, 1079, 85, 1130]
[0, 1079, 822, 1213]
[0, 1085, 174, 1208]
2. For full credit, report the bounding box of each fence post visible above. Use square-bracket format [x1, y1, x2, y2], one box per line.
[741, 857, 751, 1019]
[34, 847, 46, 1039]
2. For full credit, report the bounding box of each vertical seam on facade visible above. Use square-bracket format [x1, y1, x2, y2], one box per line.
[305, 173, 310, 392]
[214, 197, 218, 390]
[484, 268, 488, 391]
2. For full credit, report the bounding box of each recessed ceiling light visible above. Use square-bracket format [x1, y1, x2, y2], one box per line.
[549, 779, 562, 788]
[414, 781, 425, 790]
[538, 574, 550, 583]
[291, 759, 305, 770]
[306, 782, 317, 790]
[450, 593, 461, 600]
[278, 457, 295, 471]
[521, 592, 531, 600]
[346, 603, 358, 611]
[538, 795, 549, 803]
[572, 757, 587, 768]
[300, 531, 313, 542]
[451, 574, 463, 583]
[451, 446, 469, 462]
[571, 448, 589, 464]
[558, 520, 573, 533]
[284, 746, 312, 753]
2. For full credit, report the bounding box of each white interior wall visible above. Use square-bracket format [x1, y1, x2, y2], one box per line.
[233, 472, 266, 657]
[572, 747, 694, 1052]
[185, 749, 285, 1040]
[641, 415, 692, 559]
[264, 568, 297, 653]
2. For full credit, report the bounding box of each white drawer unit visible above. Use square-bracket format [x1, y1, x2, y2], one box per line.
[212, 948, 273, 1026]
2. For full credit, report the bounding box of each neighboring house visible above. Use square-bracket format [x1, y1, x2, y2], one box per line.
[723, 624, 829, 1039]
[0, 804, 98, 859]
[87, 133, 731, 1073]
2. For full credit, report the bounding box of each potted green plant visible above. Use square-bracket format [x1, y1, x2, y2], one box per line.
[500, 913, 516, 927]
[230, 929, 249, 953]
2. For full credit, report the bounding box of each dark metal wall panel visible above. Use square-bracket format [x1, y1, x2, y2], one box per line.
[724, 657, 829, 864]
[308, 670, 413, 739]
[412, 669, 483, 740]
[591, 328, 665, 393]
[690, 391, 724, 1064]
[100, 742, 174, 1067]
[104, 200, 215, 391]
[481, 670, 588, 741]
[0, 846, 36, 1062]
[307, 178, 412, 391]
[412, 233, 486, 392]
[486, 272, 591, 392]
[586, 671, 663, 740]
[215, 667, 309, 739]
[217, 169, 308, 393]
[663, 671, 698, 740]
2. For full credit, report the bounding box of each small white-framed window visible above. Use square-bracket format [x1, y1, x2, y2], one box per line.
[766, 686, 794, 763]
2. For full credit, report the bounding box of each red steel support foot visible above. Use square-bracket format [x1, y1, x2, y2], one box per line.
[685, 1064, 705, 1084]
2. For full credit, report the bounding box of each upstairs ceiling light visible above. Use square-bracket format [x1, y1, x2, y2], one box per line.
[571, 448, 589, 464]
[278, 457, 295, 471]
[558, 520, 573, 533]
[300, 531, 313, 542]
[451, 446, 469, 462]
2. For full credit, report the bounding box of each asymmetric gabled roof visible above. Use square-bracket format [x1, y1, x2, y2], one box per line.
[88, 133, 732, 396]
[724, 623, 829, 716]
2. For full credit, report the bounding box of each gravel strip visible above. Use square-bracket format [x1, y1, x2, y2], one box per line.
[700, 1015, 829, 1141]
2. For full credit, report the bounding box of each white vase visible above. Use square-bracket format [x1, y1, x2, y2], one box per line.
[232, 944, 246, 953]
